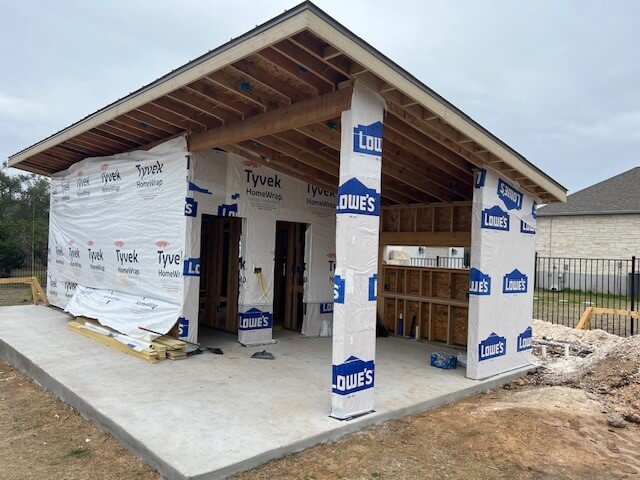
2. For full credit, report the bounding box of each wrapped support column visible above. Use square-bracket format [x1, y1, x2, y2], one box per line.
[331, 83, 385, 419]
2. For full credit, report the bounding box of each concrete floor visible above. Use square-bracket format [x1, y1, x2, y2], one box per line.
[0, 305, 531, 480]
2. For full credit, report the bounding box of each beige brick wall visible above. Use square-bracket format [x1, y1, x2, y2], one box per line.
[536, 214, 640, 258]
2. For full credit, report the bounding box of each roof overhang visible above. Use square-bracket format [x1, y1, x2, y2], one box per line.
[7, 1, 566, 204]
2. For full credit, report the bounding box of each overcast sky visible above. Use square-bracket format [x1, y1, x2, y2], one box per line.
[1, 0, 638, 195]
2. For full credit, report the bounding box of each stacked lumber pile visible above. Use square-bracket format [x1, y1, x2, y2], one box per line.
[68, 317, 186, 364]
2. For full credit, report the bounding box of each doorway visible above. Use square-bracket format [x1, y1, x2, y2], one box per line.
[273, 221, 307, 331]
[199, 215, 242, 333]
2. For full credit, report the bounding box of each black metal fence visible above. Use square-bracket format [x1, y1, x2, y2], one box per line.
[534, 254, 638, 336]
[0, 247, 48, 307]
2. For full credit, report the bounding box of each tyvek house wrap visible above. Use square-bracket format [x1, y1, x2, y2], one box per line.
[181, 149, 337, 346]
[467, 165, 538, 379]
[331, 83, 385, 419]
[47, 137, 189, 340]
[48, 133, 340, 345]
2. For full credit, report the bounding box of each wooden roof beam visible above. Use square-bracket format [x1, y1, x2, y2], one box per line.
[384, 115, 474, 175]
[188, 85, 353, 152]
[204, 70, 279, 110]
[99, 122, 159, 144]
[230, 60, 308, 103]
[288, 31, 354, 78]
[114, 115, 177, 138]
[186, 80, 258, 117]
[136, 104, 206, 132]
[167, 89, 237, 124]
[123, 110, 182, 135]
[271, 40, 345, 86]
[254, 48, 329, 94]
[152, 97, 221, 130]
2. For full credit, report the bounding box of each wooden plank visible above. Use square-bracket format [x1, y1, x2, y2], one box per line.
[189, 86, 353, 152]
[379, 291, 468, 309]
[575, 307, 593, 330]
[577, 306, 640, 331]
[68, 321, 158, 364]
[590, 307, 640, 318]
[379, 231, 471, 247]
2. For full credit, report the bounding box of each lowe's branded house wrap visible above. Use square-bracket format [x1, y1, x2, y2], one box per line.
[8, 2, 566, 420]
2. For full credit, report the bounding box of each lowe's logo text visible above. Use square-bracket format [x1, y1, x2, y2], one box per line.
[478, 333, 507, 361]
[239, 308, 273, 330]
[336, 178, 380, 216]
[497, 179, 523, 210]
[319, 302, 333, 314]
[517, 326, 533, 352]
[332, 356, 375, 395]
[469, 268, 491, 296]
[334, 275, 345, 304]
[178, 317, 189, 338]
[217, 203, 238, 217]
[502, 269, 528, 294]
[475, 168, 486, 188]
[183, 258, 200, 276]
[520, 220, 535, 234]
[481, 206, 509, 231]
[353, 121, 383, 156]
[185, 197, 198, 217]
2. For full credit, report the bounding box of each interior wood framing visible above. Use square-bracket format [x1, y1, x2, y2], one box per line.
[377, 203, 471, 347]
[9, 19, 558, 204]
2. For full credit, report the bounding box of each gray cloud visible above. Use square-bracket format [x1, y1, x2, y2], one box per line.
[2, 0, 638, 193]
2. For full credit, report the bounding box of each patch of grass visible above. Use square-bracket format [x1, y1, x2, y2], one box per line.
[64, 447, 91, 460]
[12, 413, 44, 432]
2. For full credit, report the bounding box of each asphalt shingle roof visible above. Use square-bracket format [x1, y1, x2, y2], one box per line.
[537, 166, 640, 216]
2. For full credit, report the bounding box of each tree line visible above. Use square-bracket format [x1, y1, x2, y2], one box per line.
[0, 170, 49, 276]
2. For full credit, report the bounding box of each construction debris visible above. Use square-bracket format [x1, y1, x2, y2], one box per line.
[68, 317, 186, 364]
[531, 319, 640, 419]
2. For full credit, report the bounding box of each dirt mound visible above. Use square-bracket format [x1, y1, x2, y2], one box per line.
[532, 320, 640, 416]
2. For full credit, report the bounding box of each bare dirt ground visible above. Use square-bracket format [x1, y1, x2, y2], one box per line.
[0, 360, 162, 480]
[235, 384, 640, 480]
[0, 318, 639, 479]
[0, 285, 33, 307]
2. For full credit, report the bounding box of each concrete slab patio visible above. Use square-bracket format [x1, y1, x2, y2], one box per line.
[0, 305, 532, 480]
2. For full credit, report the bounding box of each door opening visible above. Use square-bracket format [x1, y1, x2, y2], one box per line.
[199, 215, 242, 333]
[273, 221, 306, 331]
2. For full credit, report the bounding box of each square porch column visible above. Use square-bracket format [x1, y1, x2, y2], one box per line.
[331, 82, 385, 419]
[467, 165, 539, 379]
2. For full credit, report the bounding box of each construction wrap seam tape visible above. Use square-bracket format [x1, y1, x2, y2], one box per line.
[47, 137, 189, 340]
[331, 83, 385, 419]
[467, 165, 538, 379]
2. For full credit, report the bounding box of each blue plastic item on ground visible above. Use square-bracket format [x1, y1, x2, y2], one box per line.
[430, 352, 458, 369]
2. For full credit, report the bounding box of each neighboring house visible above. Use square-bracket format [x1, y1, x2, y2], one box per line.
[537, 167, 640, 259]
